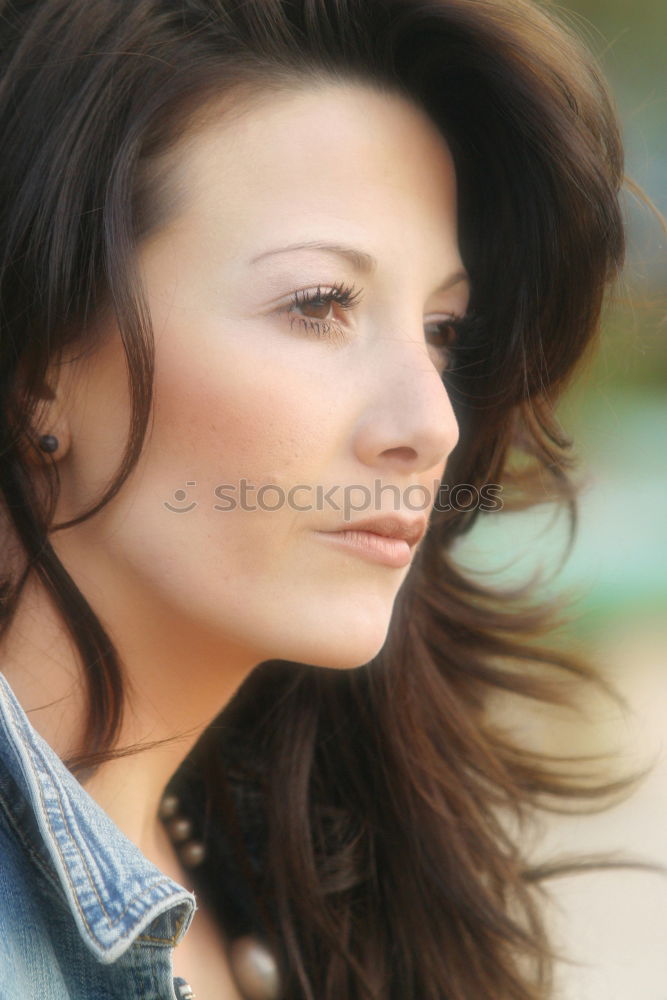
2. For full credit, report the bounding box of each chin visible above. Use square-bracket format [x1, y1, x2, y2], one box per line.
[300, 592, 401, 669]
[279, 621, 392, 672]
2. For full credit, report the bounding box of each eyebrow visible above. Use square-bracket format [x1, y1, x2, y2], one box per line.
[249, 240, 470, 293]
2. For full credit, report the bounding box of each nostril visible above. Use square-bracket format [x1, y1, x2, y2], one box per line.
[380, 446, 419, 464]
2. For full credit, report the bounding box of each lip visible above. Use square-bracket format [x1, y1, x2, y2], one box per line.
[314, 515, 427, 569]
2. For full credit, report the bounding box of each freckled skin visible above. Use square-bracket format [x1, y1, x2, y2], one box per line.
[4, 81, 467, 875]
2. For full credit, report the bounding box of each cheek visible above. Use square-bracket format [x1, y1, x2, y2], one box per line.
[147, 332, 333, 521]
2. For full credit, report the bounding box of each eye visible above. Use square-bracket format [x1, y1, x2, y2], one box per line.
[424, 315, 467, 373]
[282, 282, 362, 344]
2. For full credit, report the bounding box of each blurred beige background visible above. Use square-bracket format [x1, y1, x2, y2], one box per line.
[456, 0, 667, 994]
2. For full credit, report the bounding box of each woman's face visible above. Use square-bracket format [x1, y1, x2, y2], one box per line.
[51, 81, 468, 672]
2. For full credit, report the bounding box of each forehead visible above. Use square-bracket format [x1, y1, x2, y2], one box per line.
[146, 80, 460, 267]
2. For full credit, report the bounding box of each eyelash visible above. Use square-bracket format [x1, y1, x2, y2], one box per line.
[283, 282, 361, 344]
[282, 281, 471, 371]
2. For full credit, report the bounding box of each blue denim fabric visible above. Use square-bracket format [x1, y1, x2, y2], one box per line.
[0, 672, 197, 998]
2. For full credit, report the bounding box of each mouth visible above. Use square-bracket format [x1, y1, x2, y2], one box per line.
[314, 515, 427, 569]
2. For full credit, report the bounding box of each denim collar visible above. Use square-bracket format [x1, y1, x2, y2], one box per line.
[0, 671, 195, 964]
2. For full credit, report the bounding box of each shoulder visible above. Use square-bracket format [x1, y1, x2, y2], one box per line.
[0, 789, 68, 994]
[0, 806, 36, 988]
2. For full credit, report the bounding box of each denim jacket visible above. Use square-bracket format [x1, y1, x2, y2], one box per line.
[0, 671, 198, 999]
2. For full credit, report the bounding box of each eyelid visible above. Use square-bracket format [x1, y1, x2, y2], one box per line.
[281, 282, 361, 323]
[281, 281, 362, 309]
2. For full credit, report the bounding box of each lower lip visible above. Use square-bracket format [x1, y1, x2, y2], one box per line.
[314, 529, 413, 568]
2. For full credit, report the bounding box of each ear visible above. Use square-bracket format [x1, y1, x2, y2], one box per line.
[18, 368, 73, 468]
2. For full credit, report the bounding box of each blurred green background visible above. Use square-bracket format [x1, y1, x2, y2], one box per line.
[456, 0, 666, 645]
[557, 0, 666, 636]
[453, 6, 667, 994]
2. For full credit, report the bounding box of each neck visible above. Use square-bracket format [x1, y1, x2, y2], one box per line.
[0, 564, 261, 868]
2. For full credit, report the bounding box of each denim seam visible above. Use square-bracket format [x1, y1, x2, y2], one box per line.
[31, 753, 178, 942]
[0, 783, 65, 899]
[6, 695, 183, 947]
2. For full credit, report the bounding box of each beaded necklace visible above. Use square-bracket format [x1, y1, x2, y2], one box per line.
[159, 793, 282, 1000]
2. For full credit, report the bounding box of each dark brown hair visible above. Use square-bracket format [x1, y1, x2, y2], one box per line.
[0, 1, 664, 997]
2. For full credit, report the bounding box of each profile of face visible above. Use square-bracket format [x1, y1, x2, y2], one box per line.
[45, 81, 467, 673]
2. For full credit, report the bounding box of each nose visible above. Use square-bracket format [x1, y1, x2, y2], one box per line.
[352, 327, 460, 477]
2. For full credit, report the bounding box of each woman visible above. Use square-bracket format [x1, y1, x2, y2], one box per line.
[0, 0, 662, 997]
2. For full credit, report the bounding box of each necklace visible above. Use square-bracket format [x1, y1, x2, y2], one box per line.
[159, 793, 283, 1000]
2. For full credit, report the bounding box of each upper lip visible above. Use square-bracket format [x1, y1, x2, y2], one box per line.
[323, 515, 428, 548]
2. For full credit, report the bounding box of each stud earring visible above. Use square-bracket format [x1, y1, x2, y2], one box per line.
[38, 434, 59, 453]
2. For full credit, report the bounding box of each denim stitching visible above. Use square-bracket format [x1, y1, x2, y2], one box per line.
[31, 748, 178, 939]
[0, 783, 64, 898]
[3, 690, 189, 947]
